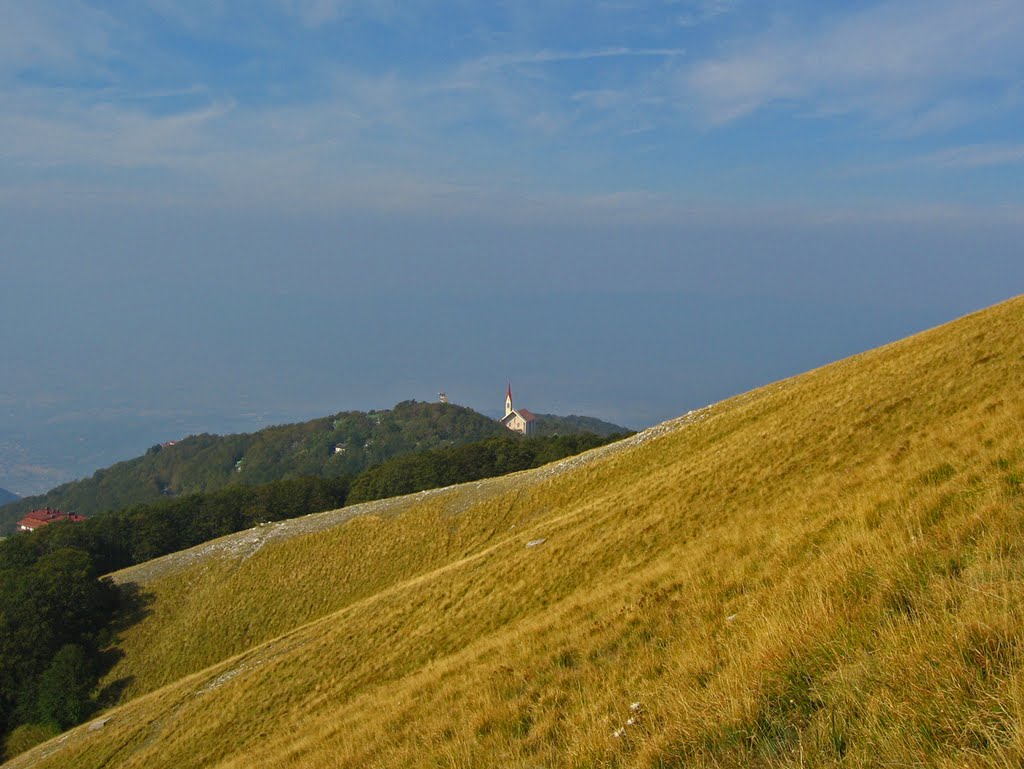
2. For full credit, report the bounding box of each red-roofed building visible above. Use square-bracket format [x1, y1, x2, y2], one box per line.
[500, 383, 536, 436]
[17, 507, 87, 532]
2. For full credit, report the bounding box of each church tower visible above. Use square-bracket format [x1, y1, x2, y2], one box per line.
[500, 382, 536, 436]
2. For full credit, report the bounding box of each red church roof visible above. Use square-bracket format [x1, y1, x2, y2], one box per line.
[517, 408, 536, 422]
[17, 507, 86, 531]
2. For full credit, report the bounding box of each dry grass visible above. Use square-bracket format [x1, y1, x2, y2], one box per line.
[9, 295, 1024, 769]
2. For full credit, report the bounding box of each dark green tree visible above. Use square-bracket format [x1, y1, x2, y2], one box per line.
[36, 645, 93, 729]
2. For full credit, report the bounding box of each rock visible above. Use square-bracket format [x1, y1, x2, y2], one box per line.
[526, 538, 546, 548]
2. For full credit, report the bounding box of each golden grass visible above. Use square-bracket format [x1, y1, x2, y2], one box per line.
[10, 295, 1024, 769]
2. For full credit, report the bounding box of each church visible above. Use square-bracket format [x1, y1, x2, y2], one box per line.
[500, 383, 536, 436]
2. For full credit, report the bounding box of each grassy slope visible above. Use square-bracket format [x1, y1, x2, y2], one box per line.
[11, 296, 1024, 769]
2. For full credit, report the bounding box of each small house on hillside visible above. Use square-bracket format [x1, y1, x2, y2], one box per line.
[500, 383, 535, 436]
[17, 507, 87, 532]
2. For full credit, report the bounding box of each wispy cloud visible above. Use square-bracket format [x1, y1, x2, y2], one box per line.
[0, 2, 119, 78]
[674, 0, 737, 28]
[920, 143, 1024, 170]
[685, 0, 1024, 130]
[0, 91, 233, 170]
[851, 143, 1024, 176]
[434, 46, 684, 137]
[274, 0, 394, 27]
[471, 47, 686, 70]
[2, 0, 1023, 221]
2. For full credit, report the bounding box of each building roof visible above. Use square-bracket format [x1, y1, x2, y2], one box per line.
[501, 408, 536, 424]
[17, 508, 86, 531]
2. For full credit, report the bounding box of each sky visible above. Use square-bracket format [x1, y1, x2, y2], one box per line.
[1, 0, 1023, 494]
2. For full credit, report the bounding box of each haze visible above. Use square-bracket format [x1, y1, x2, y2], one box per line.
[2, 1, 1023, 494]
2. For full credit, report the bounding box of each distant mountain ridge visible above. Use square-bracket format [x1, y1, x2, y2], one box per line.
[531, 413, 625, 437]
[0, 401, 627, 532]
[0, 487, 17, 506]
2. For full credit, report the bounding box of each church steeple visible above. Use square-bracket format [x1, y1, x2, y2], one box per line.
[499, 382, 535, 436]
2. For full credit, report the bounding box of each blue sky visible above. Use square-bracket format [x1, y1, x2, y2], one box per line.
[3, 0, 1023, 215]
[2, 1, 1024, 493]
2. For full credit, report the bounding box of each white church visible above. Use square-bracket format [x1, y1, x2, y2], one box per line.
[500, 383, 536, 436]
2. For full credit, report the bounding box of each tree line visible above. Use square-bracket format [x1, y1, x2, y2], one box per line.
[348, 432, 619, 503]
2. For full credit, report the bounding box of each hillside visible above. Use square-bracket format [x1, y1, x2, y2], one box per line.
[0, 401, 508, 531]
[10, 296, 1024, 768]
[0, 488, 16, 506]
[0, 403, 629, 534]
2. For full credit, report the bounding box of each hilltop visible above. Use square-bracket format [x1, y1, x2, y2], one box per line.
[0, 402, 628, 533]
[9, 295, 1024, 768]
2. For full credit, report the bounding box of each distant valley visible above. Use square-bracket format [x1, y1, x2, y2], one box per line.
[0, 408, 293, 498]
